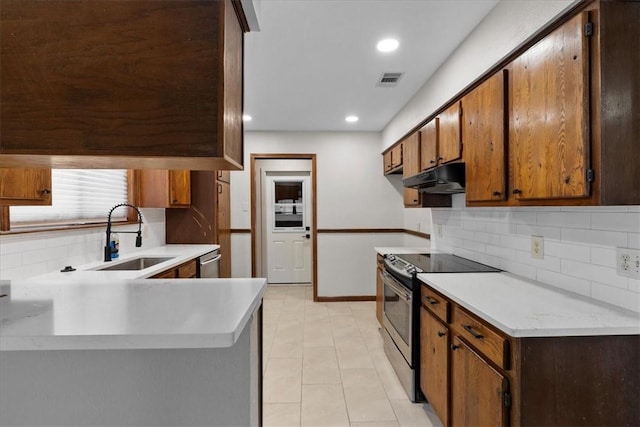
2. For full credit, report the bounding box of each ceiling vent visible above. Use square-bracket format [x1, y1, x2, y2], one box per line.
[377, 72, 403, 87]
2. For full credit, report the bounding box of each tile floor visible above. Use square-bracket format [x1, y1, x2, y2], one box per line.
[262, 285, 443, 427]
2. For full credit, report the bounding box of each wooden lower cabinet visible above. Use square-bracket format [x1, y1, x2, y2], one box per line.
[420, 283, 639, 426]
[375, 254, 384, 325]
[420, 307, 449, 426]
[151, 259, 197, 279]
[450, 336, 508, 427]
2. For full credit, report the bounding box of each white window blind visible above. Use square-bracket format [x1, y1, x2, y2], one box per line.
[10, 170, 128, 225]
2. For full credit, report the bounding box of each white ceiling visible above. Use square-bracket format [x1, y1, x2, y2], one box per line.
[243, 0, 499, 132]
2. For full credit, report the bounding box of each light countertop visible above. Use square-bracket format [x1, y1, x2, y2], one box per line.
[29, 244, 219, 282]
[418, 272, 640, 338]
[0, 277, 266, 351]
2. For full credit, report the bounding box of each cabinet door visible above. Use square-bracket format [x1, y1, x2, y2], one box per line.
[383, 151, 393, 174]
[138, 170, 190, 208]
[402, 133, 421, 207]
[463, 71, 507, 202]
[216, 170, 231, 183]
[510, 12, 590, 200]
[168, 170, 191, 207]
[451, 336, 508, 427]
[216, 180, 232, 277]
[419, 119, 438, 171]
[0, 168, 52, 206]
[420, 307, 449, 427]
[390, 144, 403, 169]
[438, 102, 462, 164]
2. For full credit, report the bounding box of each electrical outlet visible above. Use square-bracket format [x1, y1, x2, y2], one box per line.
[616, 247, 640, 279]
[531, 236, 544, 259]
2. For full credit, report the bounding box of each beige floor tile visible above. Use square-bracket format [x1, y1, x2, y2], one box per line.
[301, 384, 350, 427]
[341, 368, 396, 423]
[303, 322, 334, 347]
[350, 422, 399, 427]
[349, 301, 376, 312]
[264, 403, 301, 427]
[334, 336, 375, 369]
[390, 399, 440, 427]
[326, 302, 353, 316]
[331, 315, 362, 340]
[270, 327, 305, 358]
[264, 358, 303, 403]
[303, 346, 341, 385]
[370, 349, 408, 401]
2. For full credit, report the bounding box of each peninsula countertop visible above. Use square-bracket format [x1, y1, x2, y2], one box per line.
[418, 272, 640, 338]
[0, 277, 267, 351]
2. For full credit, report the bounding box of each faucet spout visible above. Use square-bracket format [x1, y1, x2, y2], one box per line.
[104, 203, 144, 262]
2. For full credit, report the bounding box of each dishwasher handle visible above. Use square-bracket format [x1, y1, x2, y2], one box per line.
[200, 254, 222, 266]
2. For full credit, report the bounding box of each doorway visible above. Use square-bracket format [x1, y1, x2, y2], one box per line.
[251, 154, 318, 299]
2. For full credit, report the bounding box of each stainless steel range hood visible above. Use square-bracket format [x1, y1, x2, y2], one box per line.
[402, 163, 465, 194]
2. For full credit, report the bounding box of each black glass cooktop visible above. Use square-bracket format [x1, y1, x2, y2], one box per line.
[395, 253, 501, 273]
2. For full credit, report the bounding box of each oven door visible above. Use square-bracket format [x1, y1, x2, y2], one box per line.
[381, 269, 413, 365]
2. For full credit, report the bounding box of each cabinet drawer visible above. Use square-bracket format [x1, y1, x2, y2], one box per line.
[421, 285, 449, 323]
[177, 260, 197, 278]
[151, 269, 176, 279]
[452, 306, 509, 370]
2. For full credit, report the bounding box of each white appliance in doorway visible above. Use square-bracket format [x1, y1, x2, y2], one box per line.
[264, 174, 312, 284]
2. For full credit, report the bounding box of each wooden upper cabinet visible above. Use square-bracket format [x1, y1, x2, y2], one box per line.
[0, 0, 247, 171]
[216, 170, 231, 184]
[419, 118, 439, 170]
[437, 101, 462, 165]
[510, 12, 590, 201]
[0, 168, 52, 206]
[137, 170, 190, 208]
[383, 143, 404, 175]
[402, 133, 421, 207]
[462, 70, 507, 202]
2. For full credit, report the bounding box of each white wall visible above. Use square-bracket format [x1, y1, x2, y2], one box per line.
[231, 131, 406, 296]
[383, 0, 639, 312]
[0, 209, 166, 281]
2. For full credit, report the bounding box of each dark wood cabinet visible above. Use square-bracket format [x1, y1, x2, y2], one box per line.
[0, 0, 247, 171]
[462, 70, 507, 202]
[0, 168, 52, 206]
[402, 132, 421, 207]
[165, 171, 231, 278]
[510, 12, 590, 201]
[137, 170, 190, 208]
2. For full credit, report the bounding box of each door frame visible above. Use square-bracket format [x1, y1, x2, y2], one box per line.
[250, 153, 318, 301]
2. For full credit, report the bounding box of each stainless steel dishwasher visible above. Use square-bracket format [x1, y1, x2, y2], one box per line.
[199, 249, 221, 278]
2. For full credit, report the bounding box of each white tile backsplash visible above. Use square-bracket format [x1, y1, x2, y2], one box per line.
[0, 209, 165, 281]
[429, 194, 640, 312]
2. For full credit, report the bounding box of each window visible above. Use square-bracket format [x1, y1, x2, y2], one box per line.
[9, 169, 129, 227]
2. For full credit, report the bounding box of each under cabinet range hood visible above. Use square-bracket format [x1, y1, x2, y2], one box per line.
[402, 163, 466, 194]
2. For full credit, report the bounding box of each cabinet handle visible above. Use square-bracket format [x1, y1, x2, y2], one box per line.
[512, 189, 522, 195]
[430, 160, 435, 164]
[41, 189, 51, 194]
[438, 157, 444, 161]
[437, 331, 446, 337]
[492, 191, 501, 196]
[462, 324, 484, 339]
[424, 296, 439, 305]
[451, 344, 460, 351]
[217, 183, 222, 194]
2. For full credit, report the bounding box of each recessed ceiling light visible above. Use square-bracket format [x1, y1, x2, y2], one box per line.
[242, 114, 252, 122]
[377, 38, 399, 53]
[345, 115, 359, 123]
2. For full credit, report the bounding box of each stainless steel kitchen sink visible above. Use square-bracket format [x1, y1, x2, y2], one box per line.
[95, 257, 174, 271]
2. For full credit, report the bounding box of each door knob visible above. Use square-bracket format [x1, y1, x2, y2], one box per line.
[301, 234, 310, 239]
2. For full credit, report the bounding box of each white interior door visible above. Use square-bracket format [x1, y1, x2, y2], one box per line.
[265, 175, 312, 284]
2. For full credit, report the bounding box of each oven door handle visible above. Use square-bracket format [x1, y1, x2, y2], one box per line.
[382, 270, 412, 302]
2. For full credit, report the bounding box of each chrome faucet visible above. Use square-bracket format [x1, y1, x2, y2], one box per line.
[104, 203, 143, 262]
